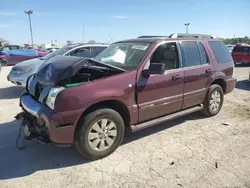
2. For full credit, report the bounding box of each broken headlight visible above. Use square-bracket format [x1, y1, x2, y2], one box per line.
[46, 87, 65, 110]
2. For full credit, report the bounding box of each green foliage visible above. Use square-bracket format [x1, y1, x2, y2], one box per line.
[221, 36, 250, 45]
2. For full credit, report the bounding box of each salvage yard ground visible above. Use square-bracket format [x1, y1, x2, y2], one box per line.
[0, 66, 250, 188]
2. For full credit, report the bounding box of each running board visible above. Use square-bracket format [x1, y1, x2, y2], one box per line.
[131, 105, 203, 132]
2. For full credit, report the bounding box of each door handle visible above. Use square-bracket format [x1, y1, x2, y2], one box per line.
[205, 69, 212, 73]
[172, 75, 181, 81]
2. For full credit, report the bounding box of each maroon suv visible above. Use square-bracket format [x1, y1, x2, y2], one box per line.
[16, 34, 237, 159]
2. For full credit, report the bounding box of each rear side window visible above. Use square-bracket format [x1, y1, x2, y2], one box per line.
[180, 42, 201, 67]
[208, 41, 233, 63]
[198, 42, 209, 64]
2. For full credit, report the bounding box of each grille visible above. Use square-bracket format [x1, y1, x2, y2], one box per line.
[35, 83, 44, 100]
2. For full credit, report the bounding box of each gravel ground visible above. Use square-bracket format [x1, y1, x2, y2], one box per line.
[0, 66, 250, 188]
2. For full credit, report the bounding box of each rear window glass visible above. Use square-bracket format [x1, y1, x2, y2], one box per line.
[208, 41, 233, 63]
[232, 47, 250, 53]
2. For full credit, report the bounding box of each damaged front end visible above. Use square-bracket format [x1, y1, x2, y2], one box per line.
[16, 55, 125, 148]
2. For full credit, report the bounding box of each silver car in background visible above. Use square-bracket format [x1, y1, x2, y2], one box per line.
[7, 43, 108, 87]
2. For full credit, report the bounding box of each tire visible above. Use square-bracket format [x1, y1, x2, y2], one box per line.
[74, 108, 125, 160]
[202, 84, 224, 117]
[0, 59, 7, 66]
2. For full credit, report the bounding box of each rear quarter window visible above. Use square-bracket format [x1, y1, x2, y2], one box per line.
[208, 41, 233, 63]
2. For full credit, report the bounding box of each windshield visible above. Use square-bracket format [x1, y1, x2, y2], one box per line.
[93, 42, 152, 70]
[40, 46, 74, 60]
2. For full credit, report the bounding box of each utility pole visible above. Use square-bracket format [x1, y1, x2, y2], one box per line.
[184, 23, 190, 34]
[24, 10, 34, 46]
[82, 24, 84, 43]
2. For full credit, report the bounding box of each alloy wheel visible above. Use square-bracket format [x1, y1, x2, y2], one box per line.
[209, 90, 221, 111]
[88, 118, 118, 151]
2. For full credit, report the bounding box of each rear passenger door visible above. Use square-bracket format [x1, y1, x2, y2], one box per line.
[90, 46, 107, 58]
[180, 41, 213, 109]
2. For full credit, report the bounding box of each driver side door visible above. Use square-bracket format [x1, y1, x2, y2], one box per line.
[137, 42, 184, 122]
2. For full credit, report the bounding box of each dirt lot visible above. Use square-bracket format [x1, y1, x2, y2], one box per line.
[0, 66, 249, 188]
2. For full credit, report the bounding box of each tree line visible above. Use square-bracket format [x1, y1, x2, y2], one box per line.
[220, 36, 250, 45]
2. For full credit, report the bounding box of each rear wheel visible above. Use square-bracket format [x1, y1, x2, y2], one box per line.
[74, 108, 125, 160]
[202, 84, 224, 116]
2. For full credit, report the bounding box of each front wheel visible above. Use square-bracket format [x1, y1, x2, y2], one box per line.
[0, 59, 7, 66]
[74, 108, 125, 160]
[202, 84, 224, 117]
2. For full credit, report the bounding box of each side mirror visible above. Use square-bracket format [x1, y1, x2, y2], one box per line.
[148, 63, 165, 74]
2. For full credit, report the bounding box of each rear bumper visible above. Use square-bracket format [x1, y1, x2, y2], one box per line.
[225, 77, 237, 94]
[20, 93, 82, 144]
[233, 56, 250, 63]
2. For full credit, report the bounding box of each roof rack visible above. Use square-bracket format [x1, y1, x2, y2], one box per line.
[169, 33, 215, 39]
[137, 35, 169, 39]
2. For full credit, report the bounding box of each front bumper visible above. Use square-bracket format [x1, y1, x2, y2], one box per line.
[7, 69, 31, 87]
[20, 93, 81, 144]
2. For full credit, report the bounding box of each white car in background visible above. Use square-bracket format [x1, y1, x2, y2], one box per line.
[7, 43, 108, 87]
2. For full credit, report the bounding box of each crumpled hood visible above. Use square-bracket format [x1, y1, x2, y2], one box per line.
[35, 55, 125, 87]
[14, 58, 44, 68]
[35, 55, 87, 86]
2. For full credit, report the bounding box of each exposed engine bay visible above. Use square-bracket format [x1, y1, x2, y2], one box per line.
[35, 55, 125, 87]
[58, 65, 122, 87]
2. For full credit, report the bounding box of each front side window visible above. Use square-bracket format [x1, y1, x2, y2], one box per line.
[180, 42, 201, 67]
[150, 42, 179, 70]
[94, 42, 152, 71]
[92, 46, 107, 57]
[40, 46, 74, 60]
[68, 47, 90, 58]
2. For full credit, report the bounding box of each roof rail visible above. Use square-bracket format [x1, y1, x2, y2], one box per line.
[137, 35, 169, 39]
[169, 33, 215, 39]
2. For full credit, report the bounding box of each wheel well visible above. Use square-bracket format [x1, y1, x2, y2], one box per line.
[210, 79, 226, 93]
[76, 100, 131, 129]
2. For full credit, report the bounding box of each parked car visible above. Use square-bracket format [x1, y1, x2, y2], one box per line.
[226, 44, 235, 54]
[232, 44, 250, 64]
[0, 45, 22, 51]
[0, 52, 8, 65]
[7, 43, 108, 86]
[5, 49, 49, 66]
[16, 34, 236, 160]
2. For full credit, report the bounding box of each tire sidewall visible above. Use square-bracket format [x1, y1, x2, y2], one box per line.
[206, 85, 224, 115]
[75, 109, 125, 159]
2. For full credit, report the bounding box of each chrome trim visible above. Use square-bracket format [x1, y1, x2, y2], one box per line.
[21, 95, 42, 117]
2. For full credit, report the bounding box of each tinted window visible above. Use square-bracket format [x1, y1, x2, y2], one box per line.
[232, 47, 250, 53]
[151, 42, 179, 70]
[92, 46, 107, 57]
[208, 41, 233, 63]
[181, 42, 201, 67]
[68, 47, 90, 58]
[198, 42, 208, 64]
